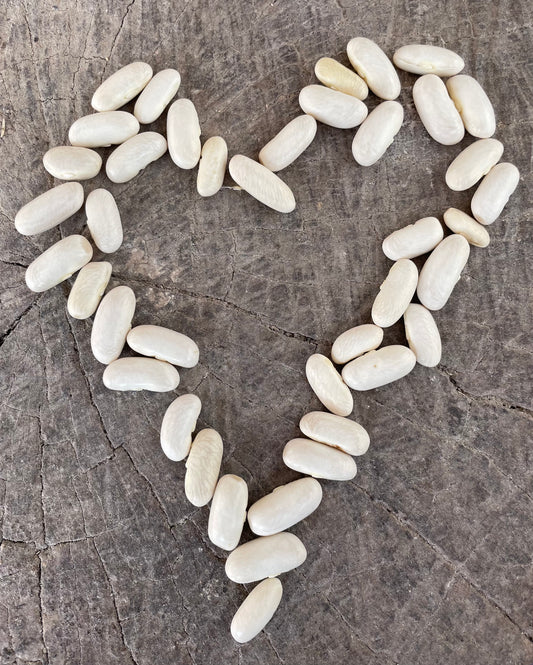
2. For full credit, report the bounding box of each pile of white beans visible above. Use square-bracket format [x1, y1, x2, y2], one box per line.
[13, 38, 519, 644]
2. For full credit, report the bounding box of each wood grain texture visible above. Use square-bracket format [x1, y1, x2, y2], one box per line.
[1, 0, 532, 663]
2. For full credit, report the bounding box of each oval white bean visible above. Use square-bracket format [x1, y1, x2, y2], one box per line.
[103, 357, 180, 392]
[91, 61, 153, 112]
[342, 345, 416, 390]
[43, 146, 102, 181]
[471, 162, 520, 225]
[208, 474, 248, 551]
[91, 285, 136, 364]
[230, 578, 283, 644]
[197, 136, 228, 197]
[86, 188, 123, 253]
[15, 182, 84, 236]
[25, 235, 93, 293]
[443, 208, 490, 248]
[247, 478, 322, 536]
[352, 101, 403, 166]
[184, 428, 223, 507]
[446, 75, 495, 138]
[225, 532, 307, 584]
[314, 57, 368, 100]
[69, 111, 140, 147]
[299, 411, 370, 456]
[167, 98, 201, 169]
[298, 85, 368, 129]
[229, 155, 296, 213]
[283, 438, 357, 481]
[127, 324, 199, 368]
[413, 74, 464, 145]
[67, 261, 112, 320]
[403, 304, 442, 367]
[160, 393, 202, 462]
[371, 258, 418, 328]
[445, 138, 503, 191]
[417, 234, 470, 310]
[393, 44, 464, 76]
[258, 115, 317, 172]
[305, 354, 353, 417]
[346, 37, 401, 100]
[331, 324, 383, 365]
[133, 68, 181, 124]
[106, 131, 167, 183]
[382, 216, 443, 261]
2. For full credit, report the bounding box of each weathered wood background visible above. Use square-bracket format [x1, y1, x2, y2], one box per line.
[1, 1, 532, 663]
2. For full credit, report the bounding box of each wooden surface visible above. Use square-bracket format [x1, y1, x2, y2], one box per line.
[1, 1, 532, 663]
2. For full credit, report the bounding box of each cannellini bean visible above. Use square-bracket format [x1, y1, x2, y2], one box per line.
[446, 75, 496, 138]
[417, 234, 470, 310]
[352, 101, 403, 166]
[133, 68, 181, 124]
[25, 235, 93, 293]
[197, 136, 228, 197]
[230, 578, 283, 644]
[299, 411, 370, 456]
[445, 138, 503, 191]
[393, 44, 464, 76]
[298, 85, 368, 129]
[167, 98, 201, 169]
[229, 155, 296, 213]
[443, 208, 490, 248]
[91, 285, 136, 364]
[86, 189, 123, 253]
[43, 146, 102, 181]
[91, 61, 153, 112]
[471, 162, 520, 225]
[371, 258, 418, 329]
[127, 324, 199, 368]
[160, 393, 202, 461]
[283, 437, 357, 480]
[69, 111, 140, 147]
[184, 428, 223, 507]
[225, 532, 307, 584]
[15, 182, 84, 236]
[382, 216, 443, 260]
[247, 478, 322, 536]
[106, 131, 167, 183]
[413, 74, 464, 145]
[67, 261, 112, 320]
[314, 57, 368, 100]
[342, 345, 416, 390]
[346, 37, 401, 100]
[305, 354, 353, 417]
[258, 115, 317, 172]
[208, 475, 248, 550]
[103, 357, 179, 392]
[331, 324, 383, 365]
[403, 304, 442, 367]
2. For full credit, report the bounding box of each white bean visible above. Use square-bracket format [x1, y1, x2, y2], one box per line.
[346, 37, 401, 100]
[283, 437, 357, 481]
[342, 345, 416, 390]
[106, 131, 167, 183]
[133, 68, 181, 124]
[225, 532, 307, 584]
[331, 324, 383, 365]
[413, 74, 464, 145]
[167, 98, 201, 169]
[403, 303, 442, 367]
[314, 57, 368, 100]
[15, 182, 84, 236]
[208, 475, 248, 550]
[160, 394, 202, 462]
[229, 155, 296, 213]
[298, 85, 368, 129]
[127, 324, 199, 368]
[184, 428, 223, 507]
[446, 75, 495, 138]
[230, 578, 283, 644]
[69, 111, 140, 147]
[352, 100, 403, 166]
[393, 44, 464, 76]
[258, 115, 317, 172]
[305, 354, 353, 417]
[371, 258, 418, 328]
[197, 136, 228, 197]
[86, 189, 123, 253]
[382, 216, 443, 261]
[67, 261, 112, 320]
[417, 234, 470, 310]
[91, 61, 153, 112]
[91, 285, 136, 364]
[25, 235, 93, 293]
[103, 357, 179, 392]
[43, 146, 102, 181]
[471, 162, 520, 225]
[445, 138, 503, 191]
[247, 478, 322, 536]
[443, 208, 490, 248]
[299, 411, 370, 456]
